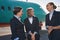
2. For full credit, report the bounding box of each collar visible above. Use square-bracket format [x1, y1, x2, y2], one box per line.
[14, 15, 21, 21]
[49, 10, 54, 14]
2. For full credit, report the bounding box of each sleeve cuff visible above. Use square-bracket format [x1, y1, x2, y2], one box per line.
[46, 26, 49, 29]
[14, 37, 19, 40]
[28, 31, 31, 34]
[34, 32, 38, 35]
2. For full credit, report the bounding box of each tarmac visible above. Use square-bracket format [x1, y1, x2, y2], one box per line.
[0, 27, 49, 40]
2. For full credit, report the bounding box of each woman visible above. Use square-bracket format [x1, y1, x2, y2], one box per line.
[46, 2, 60, 40]
[10, 7, 25, 40]
[24, 7, 40, 40]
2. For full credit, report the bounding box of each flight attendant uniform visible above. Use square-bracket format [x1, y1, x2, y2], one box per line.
[24, 16, 40, 40]
[46, 10, 60, 40]
[10, 15, 25, 40]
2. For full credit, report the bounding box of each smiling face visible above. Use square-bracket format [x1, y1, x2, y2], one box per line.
[46, 3, 54, 12]
[27, 9, 34, 17]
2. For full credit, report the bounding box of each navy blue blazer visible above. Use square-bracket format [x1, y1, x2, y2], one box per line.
[24, 16, 40, 33]
[10, 16, 25, 40]
[46, 10, 60, 26]
[46, 10, 60, 40]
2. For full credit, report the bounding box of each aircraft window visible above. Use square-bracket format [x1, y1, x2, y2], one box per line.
[1, 6, 5, 10]
[8, 6, 11, 11]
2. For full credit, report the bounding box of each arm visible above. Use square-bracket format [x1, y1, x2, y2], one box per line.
[53, 13, 60, 30]
[34, 17, 39, 35]
[45, 15, 49, 29]
[10, 20, 18, 38]
[47, 25, 60, 34]
[53, 26, 60, 29]
[36, 17, 40, 30]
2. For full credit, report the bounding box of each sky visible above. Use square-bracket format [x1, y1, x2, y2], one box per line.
[17, 0, 60, 14]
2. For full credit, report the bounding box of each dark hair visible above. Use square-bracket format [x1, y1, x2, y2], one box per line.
[48, 2, 57, 9]
[13, 7, 22, 15]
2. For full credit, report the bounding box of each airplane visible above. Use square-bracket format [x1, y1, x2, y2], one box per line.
[0, 0, 46, 26]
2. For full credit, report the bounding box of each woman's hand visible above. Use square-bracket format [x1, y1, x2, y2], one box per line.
[31, 34, 35, 40]
[29, 32, 35, 40]
[48, 26, 53, 34]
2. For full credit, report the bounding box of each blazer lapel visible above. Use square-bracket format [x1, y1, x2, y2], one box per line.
[14, 16, 23, 24]
[27, 17, 34, 24]
[27, 18, 31, 24]
[32, 17, 35, 24]
[48, 11, 55, 21]
[47, 14, 50, 22]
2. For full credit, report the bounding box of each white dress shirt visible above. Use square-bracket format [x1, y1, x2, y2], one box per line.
[49, 10, 54, 20]
[28, 17, 33, 24]
[14, 37, 19, 40]
[14, 15, 21, 21]
[46, 10, 54, 29]
[28, 17, 37, 35]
